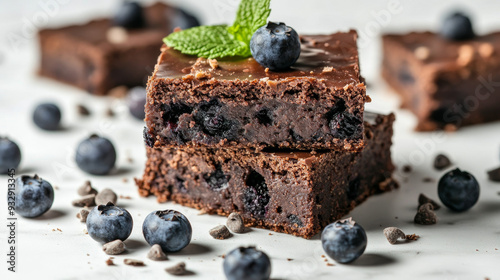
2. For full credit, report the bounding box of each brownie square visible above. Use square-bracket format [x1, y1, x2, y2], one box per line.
[136, 112, 397, 238]
[382, 31, 500, 131]
[38, 3, 178, 95]
[144, 30, 368, 151]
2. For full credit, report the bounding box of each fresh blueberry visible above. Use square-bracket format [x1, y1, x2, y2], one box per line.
[203, 166, 230, 191]
[250, 21, 301, 71]
[171, 7, 200, 30]
[127, 87, 146, 120]
[86, 202, 133, 244]
[113, 1, 144, 29]
[321, 218, 367, 264]
[243, 171, 270, 218]
[75, 134, 117, 175]
[441, 12, 475, 41]
[33, 103, 61, 131]
[142, 210, 192, 253]
[438, 168, 479, 212]
[0, 137, 21, 174]
[223, 246, 271, 280]
[13, 175, 54, 218]
[194, 100, 237, 138]
[328, 112, 363, 139]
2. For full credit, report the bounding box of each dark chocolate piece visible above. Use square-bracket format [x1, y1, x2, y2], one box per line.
[487, 167, 500, 182]
[418, 193, 441, 210]
[434, 154, 452, 170]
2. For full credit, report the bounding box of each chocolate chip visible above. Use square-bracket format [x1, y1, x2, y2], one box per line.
[103, 240, 125, 255]
[414, 203, 437, 225]
[72, 194, 96, 207]
[383, 227, 406, 244]
[418, 193, 441, 210]
[487, 167, 500, 182]
[147, 244, 168, 261]
[77, 181, 98, 196]
[95, 188, 118, 205]
[226, 212, 245, 233]
[165, 262, 187, 275]
[77, 104, 91, 116]
[124, 259, 145, 266]
[434, 154, 451, 170]
[76, 208, 90, 222]
[209, 225, 232, 240]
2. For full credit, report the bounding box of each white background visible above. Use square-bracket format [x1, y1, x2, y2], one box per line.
[1, 0, 500, 279]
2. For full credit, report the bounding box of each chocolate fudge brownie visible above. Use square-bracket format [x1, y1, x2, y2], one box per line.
[39, 3, 191, 95]
[136, 112, 396, 238]
[144, 30, 368, 151]
[382, 31, 500, 131]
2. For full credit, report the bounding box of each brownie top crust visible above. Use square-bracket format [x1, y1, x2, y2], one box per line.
[383, 31, 500, 66]
[153, 30, 363, 89]
[39, 3, 174, 49]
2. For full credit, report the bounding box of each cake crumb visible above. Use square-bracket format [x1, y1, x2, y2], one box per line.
[326, 263, 334, 266]
[322, 66, 334, 73]
[406, 234, 420, 241]
[422, 177, 435, 183]
[414, 46, 430, 60]
[107, 27, 128, 44]
[287, 258, 293, 261]
[208, 59, 219, 69]
[119, 195, 132, 199]
[105, 257, 114, 266]
[195, 71, 211, 79]
[124, 259, 145, 267]
[77, 104, 91, 116]
[457, 45, 474, 66]
[122, 178, 129, 183]
[479, 43, 494, 58]
[402, 165, 412, 173]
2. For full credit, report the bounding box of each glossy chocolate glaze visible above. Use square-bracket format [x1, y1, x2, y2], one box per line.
[154, 30, 362, 89]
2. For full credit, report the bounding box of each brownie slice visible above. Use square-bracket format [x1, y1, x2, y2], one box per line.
[39, 3, 183, 95]
[145, 30, 368, 151]
[382, 31, 500, 131]
[136, 112, 397, 238]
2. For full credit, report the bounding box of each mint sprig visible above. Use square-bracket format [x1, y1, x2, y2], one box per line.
[163, 0, 271, 59]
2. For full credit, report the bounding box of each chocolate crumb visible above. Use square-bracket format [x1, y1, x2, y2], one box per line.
[54, 185, 59, 190]
[383, 227, 406, 244]
[268, 233, 273, 236]
[326, 263, 334, 266]
[77, 104, 91, 116]
[124, 259, 145, 266]
[76, 208, 90, 222]
[422, 177, 435, 183]
[165, 262, 187, 275]
[105, 107, 115, 117]
[487, 167, 500, 182]
[119, 195, 132, 199]
[321, 255, 325, 258]
[208, 59, 219, 69]
[322, 66, 334, 73]
[57, 228, 62, 232]
[95, 188, 118, 205]
[198, 209, 207, 215]
[147, 244, 168, 261]
[103, 240, 125, 255]
[209, 225, 232, 240]
[406, 234, 420, 241]
[83, 228, 88, 234]
[418, 193, 441, 210]
[78, 181, 98, 196]
[287, 258, 293, 261]
[105, 257, 114, 266]
[402, 165, 412, 173]
[122, 178, 129, 183]
[434, 154, 451, 170]
[414, 203, 437, 225]
[72, 194, 96, 207]
[226, 212, 245, 233]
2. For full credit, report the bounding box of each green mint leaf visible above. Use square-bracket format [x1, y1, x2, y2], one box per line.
[163, 25, 248, 59]
[163, 0, 271, 59]
[228, 0, 271, 47]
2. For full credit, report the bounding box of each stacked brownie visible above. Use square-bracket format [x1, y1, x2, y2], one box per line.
[137, 30, 397, 238]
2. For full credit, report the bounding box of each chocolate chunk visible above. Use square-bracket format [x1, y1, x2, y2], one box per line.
[165, 262, 186, 275]
[414, 203, 437, 225]
[77, 104, 91, 116]
[95, 188, 118, 205]
[72, 194, 96, 207]
[434, 154, 451, 170]
[76, 208, 90, 222]
[209, 225, 232, 240]
[147, 244, 168, 261]
[383, 227, 406, 244]
[487, 167, 500, 182]
[77, 180, 98, 196]
[103, 240, 125, 255]
[418, 193, 441, 210]
[226, 212, 245, 233]
[124, 259, 145, 266]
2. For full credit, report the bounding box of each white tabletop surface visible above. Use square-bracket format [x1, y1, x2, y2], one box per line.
[1, 1, 500, 279]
